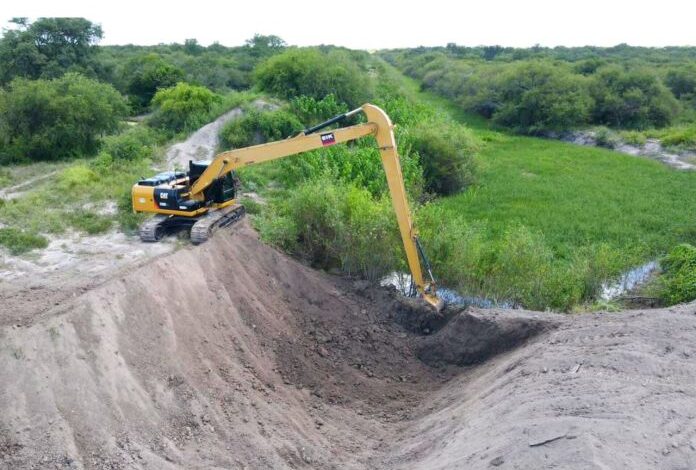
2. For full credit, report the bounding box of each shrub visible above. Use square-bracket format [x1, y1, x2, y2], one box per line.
[0, 227, 48, 255]
[67, 212, 113, 235]
[102, 125, 159, 161]
[409, 122, 477, 196]
[219, 108, 303, 148]
[594, 127, 620, 148]
[660, 125, 696, 148]
[257, 179, 400, 280]
[149, 83, 221, 133]
[255, 48, 373, 107]
[480, 62, 593, 133]
[289, 95, 348, 125]
[58, 165, 98, 190]
[0, 73, 127, 162]
[659, 244, 696, 305]
[665, 66, 696, 100]
[590, 66, 680, 129]
[122, 54, 184, 111]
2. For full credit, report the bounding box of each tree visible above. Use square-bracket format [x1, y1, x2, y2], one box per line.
[255, 48, 373, 108]
[0, 17, 103, 84]
[665, 66, 696, 101]
[245, 34, 286, 57]
[0, 73, 127, 162]
[122, 54, 184, 111]
[590, 66, 680, 128]
[183, 38, 203, 56]
[463, 61, 593, 133]
[410, 123, 477, 196]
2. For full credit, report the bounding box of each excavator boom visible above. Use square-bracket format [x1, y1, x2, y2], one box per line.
[133, 104, 443, 310]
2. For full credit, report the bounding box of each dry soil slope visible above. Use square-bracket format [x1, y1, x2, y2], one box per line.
[1, 222, 695, 469]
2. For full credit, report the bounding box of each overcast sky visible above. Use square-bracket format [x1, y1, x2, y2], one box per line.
[4, 0, 696, 49]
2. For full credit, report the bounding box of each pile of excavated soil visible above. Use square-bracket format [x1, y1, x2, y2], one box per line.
[1, 221, 695, 469]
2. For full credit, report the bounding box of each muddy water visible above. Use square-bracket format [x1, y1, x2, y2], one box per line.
[380, 272, 515, 309]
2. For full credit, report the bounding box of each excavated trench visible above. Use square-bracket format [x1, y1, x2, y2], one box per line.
[1, 221, 695, 469]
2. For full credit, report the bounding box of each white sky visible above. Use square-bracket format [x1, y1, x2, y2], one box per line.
[3, 0, 696, 49]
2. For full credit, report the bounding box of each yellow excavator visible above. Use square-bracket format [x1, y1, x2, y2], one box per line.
[132, 104, 442, 310]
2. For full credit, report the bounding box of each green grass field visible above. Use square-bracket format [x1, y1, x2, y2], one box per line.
[386, 68, 696, 309]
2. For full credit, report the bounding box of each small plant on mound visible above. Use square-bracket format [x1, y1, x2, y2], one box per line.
[0, 227, 48, 255]
[659, 244, 696, 305]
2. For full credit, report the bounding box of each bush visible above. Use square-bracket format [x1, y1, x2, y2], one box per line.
[102, 125, 159, 161]
[0, 227, 48, 255]
[463, 62, 593, 134]
[122, 54, 184, 111]
[255, 48, 373, 107]
[0, 73, 127, 162]
[659, 244, 696, 305]
[149, 82, 221, 133]
[289, 95, 348, 125]
[660, 125, 696, 148]
[590, 66, 680, 129]
[67, 212, 113, 235]
[219, 108, 303, 148]
[257, 180, 400, 280]
[409, 122, 477, 195]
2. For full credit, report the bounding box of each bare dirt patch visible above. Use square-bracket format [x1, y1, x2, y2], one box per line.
[1, 221, 695, 469]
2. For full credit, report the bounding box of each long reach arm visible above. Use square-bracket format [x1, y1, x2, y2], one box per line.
[191, 104, 442, 310]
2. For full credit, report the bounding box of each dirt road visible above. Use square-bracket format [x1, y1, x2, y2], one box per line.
[1, 221, 694, 469]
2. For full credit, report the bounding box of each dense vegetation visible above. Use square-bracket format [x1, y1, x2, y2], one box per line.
[381, 45, 696, 135]
[0, 73, 127, 162]
[1, 19, 695, 310]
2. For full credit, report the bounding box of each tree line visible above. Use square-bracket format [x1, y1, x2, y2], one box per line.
[382, 46, 696, 134]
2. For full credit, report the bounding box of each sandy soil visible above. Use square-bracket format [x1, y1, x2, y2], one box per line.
[1, 221, 695, 469]
[0, 103, 257, 326]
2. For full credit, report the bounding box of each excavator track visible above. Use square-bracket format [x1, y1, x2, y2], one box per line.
[139, 214, 170, 242]
[190, 204, 245, 245]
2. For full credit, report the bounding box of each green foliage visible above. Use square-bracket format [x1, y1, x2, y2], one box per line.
[590, 66, 680, 129]
[219, 107, 303, 148]
[0, 73, 127, 162]
[463, 62, 593, 133]
[289, 95, 348, 125]
[659, 244, 696, 305]
[256, 179, 400, 280]
[255, 48, 373, 107]
[102, 125, 160, 161]
[149, 82, 221, 134]
[122, 54, 184, 111]
[57, 164, 97, 190]
[409, 122, 477, 195]
[665, 65, 696, 100]
[0, 227, 48, 255]
[0, 17, 103, 84]
[67, 212, 113, 234]
[658, 125, 696, 148]
[245, 34, 287, 58]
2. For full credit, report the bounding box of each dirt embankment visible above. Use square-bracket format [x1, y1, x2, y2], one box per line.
[0, 102, 266, 327]
[1, 221, 695, 469]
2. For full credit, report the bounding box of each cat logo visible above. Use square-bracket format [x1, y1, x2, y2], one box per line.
[321, 133, 336, 146]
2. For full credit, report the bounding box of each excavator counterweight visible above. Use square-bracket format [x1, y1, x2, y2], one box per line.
[132, 104, 443, 310]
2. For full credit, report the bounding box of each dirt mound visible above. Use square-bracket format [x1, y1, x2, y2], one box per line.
[1, 221, 695, 469]
[417, 309, 555, 367]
